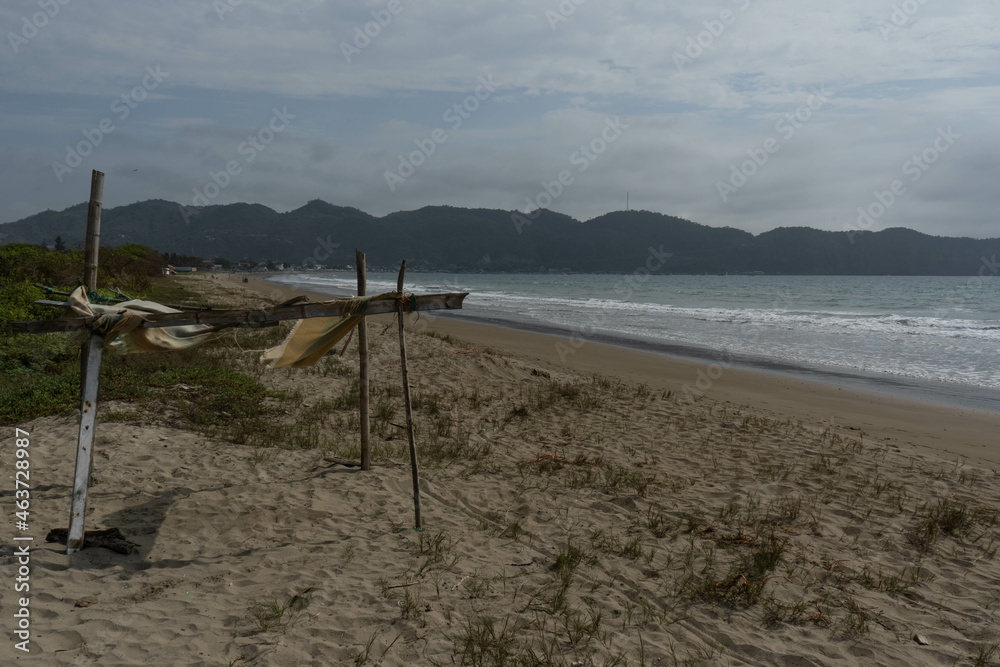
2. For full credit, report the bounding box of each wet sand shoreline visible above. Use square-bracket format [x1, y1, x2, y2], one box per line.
[257, 273, 1000, 466]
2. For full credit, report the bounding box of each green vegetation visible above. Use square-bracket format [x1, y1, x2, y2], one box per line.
[0, 243, 270, 431]
[909, 498, 1000, 553]
[247, 587, 312, 634]
[1, 243, 162, 419]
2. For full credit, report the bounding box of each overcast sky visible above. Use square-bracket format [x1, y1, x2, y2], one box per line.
[1, 0, 998, 238]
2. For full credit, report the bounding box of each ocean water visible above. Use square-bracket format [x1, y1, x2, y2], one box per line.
[269, 273, 1000, 409]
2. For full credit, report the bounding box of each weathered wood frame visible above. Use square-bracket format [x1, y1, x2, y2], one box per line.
[13, 292, 468, 335]
[13, 173, 467, 554]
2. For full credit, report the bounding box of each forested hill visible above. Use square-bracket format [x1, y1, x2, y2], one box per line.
[1, 200, 996, 275]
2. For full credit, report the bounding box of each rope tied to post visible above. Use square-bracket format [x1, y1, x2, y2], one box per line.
[392, 291, 419, 313]
[65, 286, 217, 353]
[390, 291, 421, 327]
[69, 308, 146, 345]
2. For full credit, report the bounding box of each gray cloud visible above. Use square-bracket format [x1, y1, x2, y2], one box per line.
[0, 0, 998, 238]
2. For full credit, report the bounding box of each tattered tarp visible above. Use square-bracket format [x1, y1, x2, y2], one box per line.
[65, 286, 383, 369]
[67, 286, 217, 353]
[259, 301, 368, 369]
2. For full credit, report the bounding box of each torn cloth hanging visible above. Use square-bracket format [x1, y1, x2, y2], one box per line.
[260, 294, 383, 369]
[66, 286, 217, 353]
[65, 287, 401, 368]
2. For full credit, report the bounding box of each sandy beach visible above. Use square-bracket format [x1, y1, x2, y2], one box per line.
[4, 273, 999, 666]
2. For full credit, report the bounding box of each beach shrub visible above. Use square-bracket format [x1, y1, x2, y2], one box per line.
[98, 243, 163, 293]
[0, 242, 162, 302]
[0, 245, 83, 420]
[0, 243, 166, 376]
[0, 343, 278, 430]
[909, 498, 1000, 552]
[0, 244, 253, 427]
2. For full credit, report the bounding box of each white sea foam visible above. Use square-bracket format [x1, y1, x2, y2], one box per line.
[272, 273, 1000, 390]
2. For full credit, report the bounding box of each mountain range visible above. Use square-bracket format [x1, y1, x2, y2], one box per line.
[1, 200, 996, 275]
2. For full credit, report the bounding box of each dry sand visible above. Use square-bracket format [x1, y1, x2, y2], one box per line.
[3, 273, 999, 666]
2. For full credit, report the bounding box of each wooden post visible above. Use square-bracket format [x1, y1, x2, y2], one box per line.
[396, 260, 421, 529]
[68, 170, 104, 554]
[69, 337, 102, 554]
[83, 171, 103, 292]
[356, 249, 370, 471]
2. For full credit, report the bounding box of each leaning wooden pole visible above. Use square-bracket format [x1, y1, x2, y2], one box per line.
[68, 169, 105, 554]
[357, 249, 371, 471]
[396, 260, 422, 529]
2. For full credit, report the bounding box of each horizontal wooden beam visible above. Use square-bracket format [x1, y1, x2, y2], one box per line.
[12, 292, 469, 335]
[34, 299, 217, 313]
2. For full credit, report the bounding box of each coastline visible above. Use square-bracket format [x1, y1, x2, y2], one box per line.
[12, 272, 1000, 665]
[255, 273, 1000, 466]
[431, 310, 1000, 415]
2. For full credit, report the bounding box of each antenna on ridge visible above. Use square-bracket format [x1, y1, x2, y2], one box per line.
[626, 191, 629, 211]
